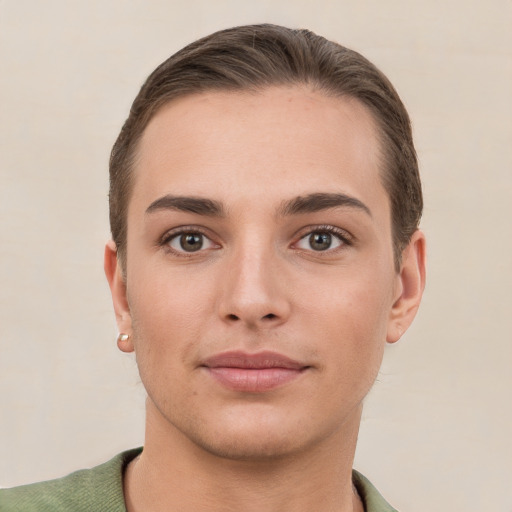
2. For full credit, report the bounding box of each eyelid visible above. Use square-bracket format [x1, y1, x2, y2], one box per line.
[292, 224, 354, 250]
[158, 224, 353, 255]
[159, 225, 220, 255]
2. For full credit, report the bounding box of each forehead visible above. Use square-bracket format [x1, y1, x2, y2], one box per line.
[132, 86, 386, 213]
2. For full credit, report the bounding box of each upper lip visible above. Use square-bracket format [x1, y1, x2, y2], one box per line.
[202, 350, 307, 370]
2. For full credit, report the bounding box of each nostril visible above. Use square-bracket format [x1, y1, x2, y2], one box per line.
[227, 314, 239, 321]
[263, 313, 277, 320]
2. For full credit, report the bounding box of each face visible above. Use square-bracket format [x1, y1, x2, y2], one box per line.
[106, 87, 425, 460]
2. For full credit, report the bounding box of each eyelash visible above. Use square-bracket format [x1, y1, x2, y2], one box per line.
[159, 224, 354, 257]
[160, 226, 218, 257]
[293, 225, 354, 252]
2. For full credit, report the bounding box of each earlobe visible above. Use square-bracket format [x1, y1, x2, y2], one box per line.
[386, 230, 426, 343]
[104, 241, 134, 353]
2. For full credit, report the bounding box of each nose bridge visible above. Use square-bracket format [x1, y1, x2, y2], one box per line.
[218, 230, 290, 327]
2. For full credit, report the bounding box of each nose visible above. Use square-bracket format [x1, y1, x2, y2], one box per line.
[217, 241, 291, 329]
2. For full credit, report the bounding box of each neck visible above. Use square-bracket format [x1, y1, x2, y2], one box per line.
[124, 400, 364, 512]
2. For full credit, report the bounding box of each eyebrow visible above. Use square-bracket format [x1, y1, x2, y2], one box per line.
[145, 192, 371, 218]
[145, 195, 225, 217]
[278, 192, 372, 217]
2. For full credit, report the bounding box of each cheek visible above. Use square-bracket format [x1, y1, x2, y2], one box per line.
[295, 270, 392, 387]
[129, 259, 216, 325]
[298, 266, 392, 339]
[126, 267, 215, 377]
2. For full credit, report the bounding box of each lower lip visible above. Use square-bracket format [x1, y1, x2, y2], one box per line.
[205, 367, 305, 392]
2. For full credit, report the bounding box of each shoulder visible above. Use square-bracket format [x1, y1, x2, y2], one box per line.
[352, 470, 399, 512]
[0, 448, 142, 512]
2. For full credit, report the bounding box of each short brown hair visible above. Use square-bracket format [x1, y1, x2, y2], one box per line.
[109, 23, 422, 270]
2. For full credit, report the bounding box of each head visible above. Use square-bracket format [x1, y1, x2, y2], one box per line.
[109, 23, 422, 273]
[104, 24, 426, 462]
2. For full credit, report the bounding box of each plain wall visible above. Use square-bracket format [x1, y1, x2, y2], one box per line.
[1, 1, 511, 510]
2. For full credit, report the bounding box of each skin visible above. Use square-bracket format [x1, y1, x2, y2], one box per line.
[105, 86, 426, 512]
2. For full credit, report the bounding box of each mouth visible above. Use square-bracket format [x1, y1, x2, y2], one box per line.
[201, 350, 310, 392]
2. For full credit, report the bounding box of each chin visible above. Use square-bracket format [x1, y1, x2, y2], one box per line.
[190, 428, 308, 462]
[177, 408, 343, 463]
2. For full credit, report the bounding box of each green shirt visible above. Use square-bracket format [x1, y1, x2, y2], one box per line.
[0, 448, 397, 511]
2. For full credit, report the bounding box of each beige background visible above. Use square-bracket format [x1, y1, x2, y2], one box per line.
[1, 1, 511, 510]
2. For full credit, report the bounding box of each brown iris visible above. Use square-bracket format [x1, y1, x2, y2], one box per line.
[179, 233, 203, 252]
[309, 232, 332, 251]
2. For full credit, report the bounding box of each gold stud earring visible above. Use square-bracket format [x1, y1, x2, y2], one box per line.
[117, 333, 130, 342]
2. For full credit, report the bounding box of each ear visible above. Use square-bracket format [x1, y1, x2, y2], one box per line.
[104, 240, 134, 353]
[386, 230, 426, 343]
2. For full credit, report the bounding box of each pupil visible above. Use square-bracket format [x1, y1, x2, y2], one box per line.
[180, 233, 203, 252]
[310, 232, 331, 251]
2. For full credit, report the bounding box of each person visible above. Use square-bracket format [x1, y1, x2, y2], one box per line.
[1, 23, 426, 512]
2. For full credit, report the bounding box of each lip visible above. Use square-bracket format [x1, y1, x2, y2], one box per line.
[201, 350, 309, 392]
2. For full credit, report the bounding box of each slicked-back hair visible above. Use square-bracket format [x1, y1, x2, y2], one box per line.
[109, 23, 422, 271]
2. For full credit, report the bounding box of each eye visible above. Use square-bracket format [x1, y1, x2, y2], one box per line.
[166, 231, 217, 253]
[295, 228, 347, 252]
